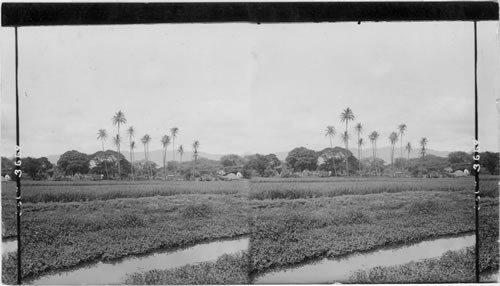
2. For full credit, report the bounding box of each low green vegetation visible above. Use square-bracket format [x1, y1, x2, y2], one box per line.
[125, 252, 249, 285]
[249, 176, 498, 280]
[250, 177, 498, 200]
[1, 181, 249, 284]
[349, 206, 498, 283]
[349, 248, 476, 283]
[1, 180, 245, 205]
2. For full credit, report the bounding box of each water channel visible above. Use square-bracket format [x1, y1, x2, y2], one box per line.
[26, 236, 248, 285]
[253, 233, 476, 284]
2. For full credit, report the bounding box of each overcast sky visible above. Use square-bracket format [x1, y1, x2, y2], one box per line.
[1, 21, 498, 158]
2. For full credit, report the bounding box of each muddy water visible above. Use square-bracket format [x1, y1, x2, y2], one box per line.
[254, 233, 475, 284]
[2, 239, 16, 257]
[29, 237, 248, 285]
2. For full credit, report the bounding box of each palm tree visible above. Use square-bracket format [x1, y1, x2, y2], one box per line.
[354, 123, 363, 175]
[369, 131, 380, 176]
[178, 145, 184, 163]
[405, 142, 412, 161]
[127, 126, 135, 177]
[171, 127, 179, 160]
[324, 126, 338, 176]
[112, 111, 126, 178]
[389, 132, 399, 177]
[340, 108, 355, 175]
[420, 137, 428, 161]
[398, 124, 407, 171]
[112, 134, 121, 178]
[193, 140, 200, 164]
[161, 135, 171, 179]
[405, 142, 412, 173]
[141, 134, 151, 178]
[97, 129, 109, 179]
[130, 141, 136, 178]
[341, 131, 350, 175]
[358, 138, 364, 176]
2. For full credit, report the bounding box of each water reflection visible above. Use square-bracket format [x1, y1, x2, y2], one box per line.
[29, 237, 248, 285]
[2, 239, 16, 257]
[254, 234, 475, 284]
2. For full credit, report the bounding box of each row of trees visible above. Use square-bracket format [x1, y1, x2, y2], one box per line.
[326, 107, 429, 176]
[97, 110, 201, 179]
[1, 148, 499, 181]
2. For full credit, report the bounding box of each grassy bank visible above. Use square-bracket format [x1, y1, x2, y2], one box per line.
[249, 177, 498, 276]
[1, 181, 249, 284]
[125, 252, 249, 284]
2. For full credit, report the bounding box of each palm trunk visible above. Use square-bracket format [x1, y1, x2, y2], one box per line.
[101, 141, 109, 179]
[147, 143, 151, 179]
[143, 144, 147, 178]
[400, 135, 404, 173]
[345, 122, 349, 176]
[374, 140, 378, 176]
[391, 144, 394, 177]
[358, 143, 362, 177]
[329, 137, 338, 176]
[117, 125, 121, 179]
[163, 147, 167, 180]
[129, 136, 133, 178]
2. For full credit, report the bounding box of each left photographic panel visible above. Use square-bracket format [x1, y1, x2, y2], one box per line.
[1, 24, 252, 284]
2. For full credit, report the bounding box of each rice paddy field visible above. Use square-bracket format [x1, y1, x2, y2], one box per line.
[249, 175, 499, 283]
[1, 180, 249, 284]
[1, 175, 498, 284]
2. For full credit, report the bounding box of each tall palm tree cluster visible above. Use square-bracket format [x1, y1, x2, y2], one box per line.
[325, 107, 428, 177]
[96, 110, 200, 179]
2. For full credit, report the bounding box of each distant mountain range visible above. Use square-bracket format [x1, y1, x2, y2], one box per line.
[45, 147, 449, 166]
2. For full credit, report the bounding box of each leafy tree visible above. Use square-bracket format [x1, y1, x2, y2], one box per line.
[324, 125, 338, 176]
[22, 157, 53, 180]
[447, 151, 472, 171]
[97, 129, 109, 179]
[285, 147, 318, 172]
[243, 154, 282, 177]
[340, 107, 355, 175]
[220, 154, 245, 168]
[1, 157, 15, 178]
[480, 151, 499, 175]
[57, 150, 90, 176]
[112, 111, 126, 178]
[318, 147, 357, 175]
[89, 150, 130, 178]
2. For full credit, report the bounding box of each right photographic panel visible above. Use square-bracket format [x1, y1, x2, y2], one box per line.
[248, 21, 498, 284]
